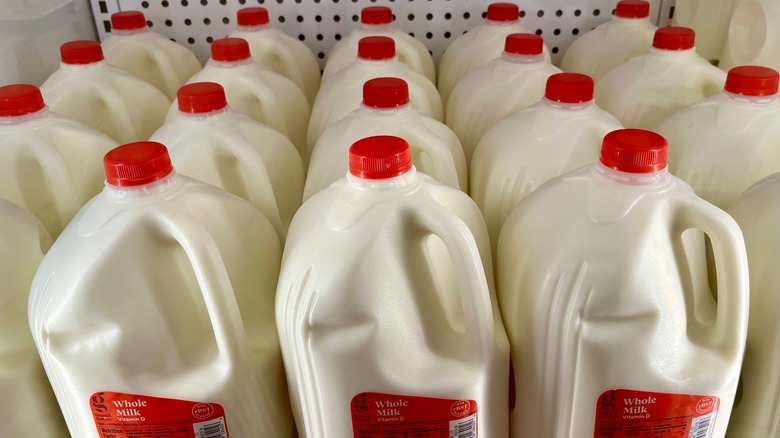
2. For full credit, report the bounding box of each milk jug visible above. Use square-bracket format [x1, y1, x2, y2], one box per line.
[321, 6, 435, 85]
[29, 141, 293, 438]
[673, 0, 738, 64]
[229, 7, 321, 105]
[183, 38, 310, 164]
[727, 173, 780, 438]
[0, 84, 117, 238]
[277, 135, 509, 438]
[560, 0, 657, 83]
[0, 199, 66, 437]
[595, 27, 726, 129]
[658, 65, 780, 209]
[305, 77, 466, 201]
[102, 10, 202, 100]
[308, 36, 442, 151]
[470, 73, 622, 259]
[446, 33, 561, 164]
[498, 128, 748, 438]
[719, 0, 780, 72]
[438, 2, 548, 107]
[151, 82, 304, 239]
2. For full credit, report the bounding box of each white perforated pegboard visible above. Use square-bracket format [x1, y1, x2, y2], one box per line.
[91, 0, 677, 66]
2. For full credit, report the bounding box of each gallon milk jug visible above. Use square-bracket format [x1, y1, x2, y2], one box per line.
[470, 73, 622, 259]
[446, 33, 561, 164]
[672, 0, 738, 64]
[308, 36, 442, 151]
[0, 84, 117, 238]
[321, 6, 435, 85]
[595, 27, 727, 129]
[726, 173, 780, 438]
[498, 128, 749, 438]
[659, 65, 780, 209]
[102, 10, 202, 100]
[0, 199, 66, 437]
[438, 2, 548, 107]
[183, 37, 310, 164]
[151, 82, 304, 239]
[560, 0, 657, 83]
[229, 7, 321, 105]
[29, 141, 293, 438]
[41, 40, 171, 144]
[277, 135, 509, 438]
[305, 77, 466, 201]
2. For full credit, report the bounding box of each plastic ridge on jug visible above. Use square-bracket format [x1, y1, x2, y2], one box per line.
[719, 0, 780, 71]
[672, 0, 738, 64]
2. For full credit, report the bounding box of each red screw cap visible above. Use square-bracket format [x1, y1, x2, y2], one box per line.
[487, 3, 520, 22]
[349, 135, 413, 179]
[615, 0, 650, 19]
[0, 84, 46, 117]
[363, 77, 410, 108]
[60, 40, 104, 65]
[361, 6, 393, 25]
[725, 66, 780, 96]
[505, 33, 544, 55]
[104, 141, 174, 187]
[545, 73, 594, 103]
[653, 27, 695, 50]
[177, 82, 228, 113]
[211, 38, 251, 62]
[600, 129, 668, 173]
[237, 7, 270, 26]
[358, 36, 396, 60]
[111, 11, 147, 30]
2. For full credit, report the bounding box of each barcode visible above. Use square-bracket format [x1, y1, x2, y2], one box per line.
[449, 414, 476, 438]
[194, 417, 227, 438]
[689, 413, 715, 438]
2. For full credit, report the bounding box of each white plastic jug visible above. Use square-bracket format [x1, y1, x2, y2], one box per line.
[498, 129, 748, 438]
[595, 27, 726, 129]
[446, 33, 561, 164]
[102, 10, 202, 100]
[438, 3, 548, 107]
[0, 199, 66, 437]
[183, 38, 311, 165]
[321, 6, 435, 85]
[560, 0, 657, 83]
[305, 77, 466, 201]
[151, 82, 304, 239]
[40, 40, 171, 144]
[719, 0, 780, 72]
[0, 84, 117, 238]
[658, 66, 780, 209]
[673, 0, 738, 63]
[229, 7, 321, 105]
[277, 135, 509, 438]
[470, 73, 622, 259]
[727, 173, 780, 438]
[308, 36, 442, 151]
[29, 141, 293, 438]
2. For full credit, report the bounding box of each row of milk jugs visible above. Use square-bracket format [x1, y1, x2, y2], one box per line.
[8, 1, 776, 436]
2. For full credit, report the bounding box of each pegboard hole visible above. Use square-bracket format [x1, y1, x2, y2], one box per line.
[519, 10, 526, 18]
[187, 37, 195, 44]
[552, 47, 559, 54]
[593, 9, 601, 16]
[141, 1, 149, 7]
[574, 9, 582, 16]
[203, 17, 211, 24]
[555, 10, 563, 17]
[222, 17, 230, 24]
[162, 0, 169, 6]
[537, 10, 544, 18]
[184, 18, 192, 26]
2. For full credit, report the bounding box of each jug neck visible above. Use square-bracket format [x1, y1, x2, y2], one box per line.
[236, 23, 272, 32]
[105, 171, 181, 200]
[541, 97, 595, 112]
[177, 107, 234, 122]
[0, 107, 50, 126]
[111, 27, 151, 36]
[485, 18, 519, 27]
[347, 166, 419, 190]
[208, 58, 255, 69]
[721, 90, 780, 106]
[501, 52, 546, 64]
[612, 15, 650, 24]
[594, 161, 671, 186]
[359, 101, 415, 117]
[648, 46, 698, 59]
[59, 60, 109, 73]
[359, 22, 395, 33]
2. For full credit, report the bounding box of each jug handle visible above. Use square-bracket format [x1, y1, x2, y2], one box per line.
[266, 41, 306, 91]
[147, 46, 184, 97]
[242, 77, 293, 138]
[99, 80, 141, 142]
[401, 128, 466, 191]
[30, 142, 86, 225]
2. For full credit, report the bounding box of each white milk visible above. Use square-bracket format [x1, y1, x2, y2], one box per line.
[659, 65, 780, 209]
[719, 0, 780, 71]
[305, 77, 466, 201]
[470, 73, 622, 260]
[102, 10, 202, 100]
[229, 7, 321, 105]
[560, 0, 657, 83]
[321, 6, 435, 85]
[498, 128, 749, 438]
[182, 37, 311, 165]
[41, 40, 170, 144]
[308, 36, 442, 151]
[727, 173, 780, 438]
[595, 27, 726, 129]
[673, 0, 738, 64]
[29, 141, 293, 438]
[0, 199, 66, 437]
[0, 84, 117, 238]
[277, 135, 509, 438]
[446, 33, 561, 164]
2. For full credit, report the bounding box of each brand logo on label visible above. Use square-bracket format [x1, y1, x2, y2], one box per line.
[696, 397, 716, 414]
[352, 394, 369, 414]
[91, 393, 109, 414]
[192, 403, 215, 420]
[599, 390, 617, 412]
[451, 401, 471, 418]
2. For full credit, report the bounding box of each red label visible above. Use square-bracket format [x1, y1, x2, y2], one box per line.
[594, 389, 719, 437]
[351, 392, 477, 437]
[90, 392, 230, 438]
